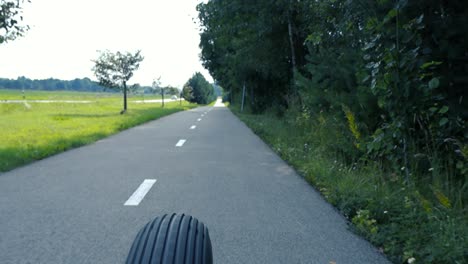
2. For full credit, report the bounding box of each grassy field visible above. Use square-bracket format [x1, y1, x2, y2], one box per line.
[0, 89, 167, 101]
[0, 89, 197, 172]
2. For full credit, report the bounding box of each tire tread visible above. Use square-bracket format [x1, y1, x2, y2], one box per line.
[125, 214, 212, 264]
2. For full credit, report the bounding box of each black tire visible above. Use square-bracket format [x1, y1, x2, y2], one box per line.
[126, 214, 213, 264]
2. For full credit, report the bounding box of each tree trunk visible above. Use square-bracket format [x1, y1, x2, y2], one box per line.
[249, 82, 254, 109]
[288, 20, 296, 72]
[287, 1, 297, 73]
[161, 88, 165, 108]
[287, 0, 299, 107]
[230, 87, 233, 104]
[122, 81, 127, 114]
[241, 82, 246, 112]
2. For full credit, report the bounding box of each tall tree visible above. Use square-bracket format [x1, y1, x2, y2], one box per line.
[0, 0, 30, 44]
[197, 0, 307, 112]
[92, 50, 144, 114]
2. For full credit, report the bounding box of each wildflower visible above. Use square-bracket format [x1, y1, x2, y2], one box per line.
[401, 166, 405, 171]
[408, 257, 416, 263]
[383, 211, 388, 214]
[428, 168, 434, 171]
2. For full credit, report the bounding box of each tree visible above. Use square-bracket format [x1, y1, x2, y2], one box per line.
[160, 85, 165, 108]
[0, 0, 30, 44]
[92, 50, 144, 114]
[152, 77, 165, 107]
[182, 85, 194, 102]
[197, 0, 307, 112]
[184, 72, 214, 104]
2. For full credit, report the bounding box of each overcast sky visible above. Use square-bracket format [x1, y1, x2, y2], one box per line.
[0, 0, 212, 88]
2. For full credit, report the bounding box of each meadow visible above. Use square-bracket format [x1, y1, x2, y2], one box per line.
[0, 89, 166, 101]
[0, 89, 197, 172]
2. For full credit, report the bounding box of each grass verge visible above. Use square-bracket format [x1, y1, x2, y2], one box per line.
[230, 105, 467, 264]
[0, 91, 197, 172]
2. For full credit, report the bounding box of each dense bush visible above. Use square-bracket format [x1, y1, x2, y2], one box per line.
[233, 108, 467, 263]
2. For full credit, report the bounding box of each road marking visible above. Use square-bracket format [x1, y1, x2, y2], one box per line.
[201, 114, 204, 117]
[197, 118, 202, 121]
[190, 125, 196, 130]
[124, 179, 157, 206]
[175, 139, 186, 147]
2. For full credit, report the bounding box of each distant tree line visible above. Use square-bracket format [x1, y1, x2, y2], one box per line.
[0, 77, 107, 92]
[0, 76, 182, 95]
[147, 86, 179, 96]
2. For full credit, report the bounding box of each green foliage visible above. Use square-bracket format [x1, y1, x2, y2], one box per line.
[232, 106, 468, 264]
[199, 0, 468, 185]
[183, 72, 215, 104]
[0, 0, 29, 44]
[201, 1, 468, 261]
[0, 90, 197, 172]
[352, 210, 378, 237]
[197, 0, 307, 112]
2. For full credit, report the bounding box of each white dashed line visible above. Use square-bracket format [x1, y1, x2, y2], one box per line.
[197, 118, 202, 122]
[190, 125, 196, 130]
[175, 139, 187, 147]
[124, 179, 157, 206]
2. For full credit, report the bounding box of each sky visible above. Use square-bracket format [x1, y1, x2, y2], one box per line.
[0, 0, 212, 88]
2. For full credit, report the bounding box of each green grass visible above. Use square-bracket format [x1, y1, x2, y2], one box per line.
[0, 89, 167, 101]
[0, 90, 197, 172]
[230, 104, 467, 264]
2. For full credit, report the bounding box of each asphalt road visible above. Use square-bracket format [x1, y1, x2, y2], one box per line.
[0, 99, 390, 264]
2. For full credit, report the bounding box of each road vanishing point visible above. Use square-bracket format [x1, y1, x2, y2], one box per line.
[0, 99, 390, 264]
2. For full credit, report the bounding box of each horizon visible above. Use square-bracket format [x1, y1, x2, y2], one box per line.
[0, 0, 213, 88]
[0, 75, 215, 90]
